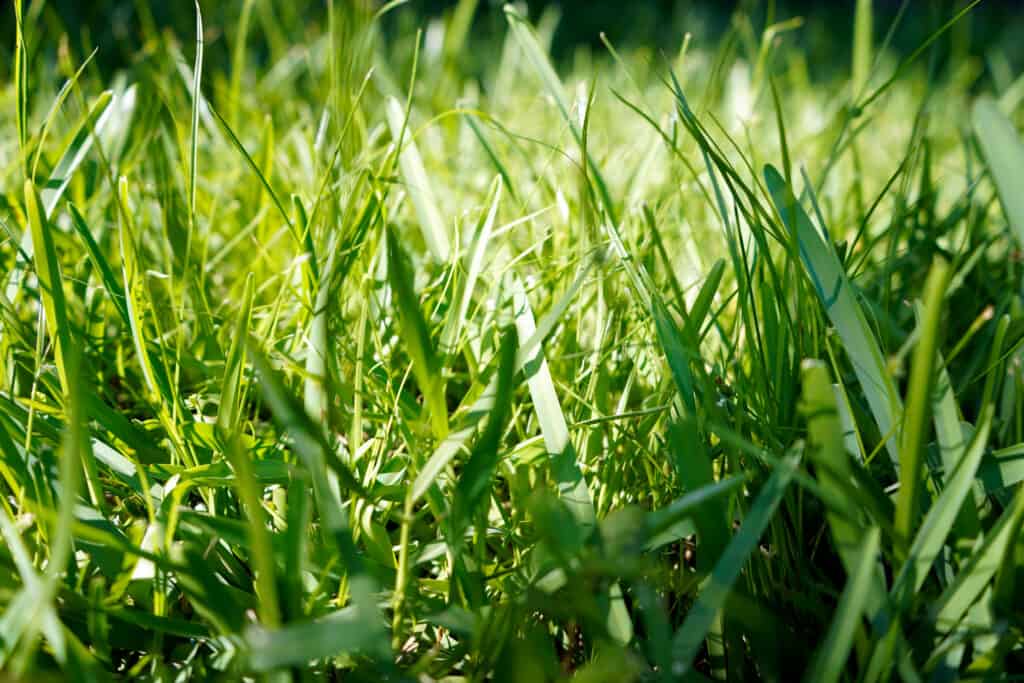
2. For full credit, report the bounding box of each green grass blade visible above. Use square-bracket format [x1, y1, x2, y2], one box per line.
[386, 226, 448, 439]
[803, 527, 881, 683]
[765, 164, 902, 463]
[931, 485, 1024, 633]
[247, 345, 365, 531]
[503, 4, 616, 223]
[891, 406, 993, 607]
[973, 96, 1024, 246]
[450, 326, 517, 531]
[670, 453, 800, 676]
[24, 180, 72, 392]
[512, 275, 594, 529]
[895, 259, 950, 554]
[852, 0, 873, 95]
[246, 605, 387, 671]
[386, 97, 451, 263]
[217, 274, 255, 437]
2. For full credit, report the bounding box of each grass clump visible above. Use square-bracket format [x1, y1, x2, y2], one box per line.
[1, 0, 1023, 680]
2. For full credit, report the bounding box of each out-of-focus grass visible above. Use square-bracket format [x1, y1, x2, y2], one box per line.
[1, 0, 1023, 680]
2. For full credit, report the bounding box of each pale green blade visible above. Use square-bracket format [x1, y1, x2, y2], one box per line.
[765, 165, 901, 463]
[973, 97, 1024, 246]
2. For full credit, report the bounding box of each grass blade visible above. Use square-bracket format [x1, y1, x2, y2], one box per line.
[386, 226, 449, 439]
[670, 453, 800, 676]
[894, 259, 950, 555]
[765, 165, 902, 463]
[973, 96, 1024, 246]
[804, 527, 881, 683]
[386, 97, 451, 263]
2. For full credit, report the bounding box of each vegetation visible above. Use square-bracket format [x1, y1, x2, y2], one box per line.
[1, 0, 1023, 679]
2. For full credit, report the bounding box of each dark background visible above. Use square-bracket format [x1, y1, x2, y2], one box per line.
[3, 1, 1024, 83]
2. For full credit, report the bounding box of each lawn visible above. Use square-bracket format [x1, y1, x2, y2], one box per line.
[1, 0, 1023, 680]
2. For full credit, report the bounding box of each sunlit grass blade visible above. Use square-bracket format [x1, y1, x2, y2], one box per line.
[386, 97, 451, 263]
[247, 344, 365, 530]
[24, 180, 72, 392]
[217, 274, 255, 438]
[511, 275, 594, 529]
[386, 226, 449, 439]
[503, 3, 616, 222]
[765, 164, 902, 462]
[894, 259, 950, 555]
[973, 96, 1024, 246]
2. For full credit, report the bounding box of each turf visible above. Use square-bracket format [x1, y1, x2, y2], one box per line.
[1, 0, 1023, 680]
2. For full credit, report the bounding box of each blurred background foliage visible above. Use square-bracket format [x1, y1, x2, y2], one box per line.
[3, 1, 1024, 83]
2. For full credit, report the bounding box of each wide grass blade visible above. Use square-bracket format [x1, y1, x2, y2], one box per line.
[973, 96, 1024, 246]
[386, 97, 451, 263]
[512, 276, 594, 529]
[765, 165, 902, 462]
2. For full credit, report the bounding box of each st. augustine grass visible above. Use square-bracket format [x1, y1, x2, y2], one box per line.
[1, 0, 1023, 680]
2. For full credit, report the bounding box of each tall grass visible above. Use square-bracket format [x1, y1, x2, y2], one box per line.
[0, 0, 1022, 680]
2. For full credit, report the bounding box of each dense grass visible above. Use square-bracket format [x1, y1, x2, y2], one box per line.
[2, 0, 1024, 680]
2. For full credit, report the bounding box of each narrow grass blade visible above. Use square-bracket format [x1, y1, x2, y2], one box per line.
[670, 453, 800, 676]
[440, 177, 501, 355]
[895, 259, 950, 554]
[24, 180, 72, 392]
[386, 226, 448, 439]
[503, 4, 616, 223]
[217, 274, 255, 437]
[69, 204, 130, 326]
[450, 327, 517, 531]
[386, 97, 451, 263]
[247, 345, 365, 531]
[225, 435, 281, 629]
[41, 90, 113, 217]
[803, 527, 881, 683]
[931, 485, 1024, 633]
[890, 406, 993, 608]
